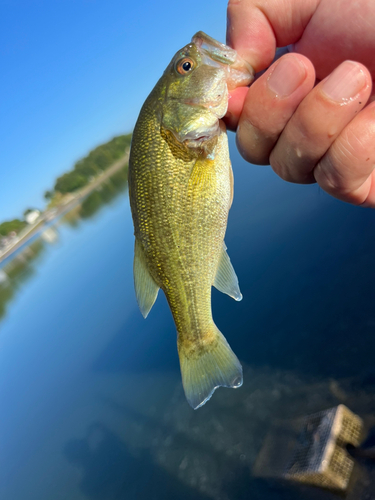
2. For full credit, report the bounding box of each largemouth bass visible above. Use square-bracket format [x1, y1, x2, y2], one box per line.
[129, 32, 253, 409]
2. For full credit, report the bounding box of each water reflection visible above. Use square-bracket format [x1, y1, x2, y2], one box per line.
[40, 226, 59, 244]
[0, 239, 46, 321]
[63, 166, 128, 224]
[91, 363, 375, 500]
[0, 165, 128, 326]
[2, 143, 375, 499]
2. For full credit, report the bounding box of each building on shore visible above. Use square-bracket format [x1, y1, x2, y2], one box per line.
[25, 210, 41, 225]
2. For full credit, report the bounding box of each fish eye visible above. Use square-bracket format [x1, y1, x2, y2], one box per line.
[176, 57, 195, 75]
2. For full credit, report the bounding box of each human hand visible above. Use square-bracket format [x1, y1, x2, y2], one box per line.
[226, 0, 375, 206]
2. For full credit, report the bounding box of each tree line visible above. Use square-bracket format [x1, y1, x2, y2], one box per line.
[0, 133, 132, 238]
[47, 133, 131, 197]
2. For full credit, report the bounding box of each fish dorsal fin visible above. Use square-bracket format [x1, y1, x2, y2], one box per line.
[134, 238, 160, 318]
[213, 243, 242, 301]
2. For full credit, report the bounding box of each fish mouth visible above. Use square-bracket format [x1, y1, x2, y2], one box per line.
[167, 121, 221, 149]
[182, 121, 221, 147]
[192, 31, 254, 90]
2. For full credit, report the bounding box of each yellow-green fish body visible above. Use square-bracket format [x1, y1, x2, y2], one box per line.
[129, 33, 253, 409]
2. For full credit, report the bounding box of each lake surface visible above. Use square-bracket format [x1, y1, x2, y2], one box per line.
[1, 135, 375, 500]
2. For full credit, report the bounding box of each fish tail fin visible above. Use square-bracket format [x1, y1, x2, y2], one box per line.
[178, 325, 242, 410]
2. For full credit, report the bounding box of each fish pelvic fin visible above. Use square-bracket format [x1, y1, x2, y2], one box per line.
[133, 238, 160, 318]
[178, 326, 242, 410]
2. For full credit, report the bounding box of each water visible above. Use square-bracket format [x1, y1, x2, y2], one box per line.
[1, 136, 375, 499]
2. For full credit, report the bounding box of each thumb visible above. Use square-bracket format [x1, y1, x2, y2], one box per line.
[226, 0, 320, 72]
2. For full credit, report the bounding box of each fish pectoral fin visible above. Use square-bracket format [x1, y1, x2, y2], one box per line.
[133, 238, 160, 318]
[213, 243, 243, 301]
[178, 326, 243, 410]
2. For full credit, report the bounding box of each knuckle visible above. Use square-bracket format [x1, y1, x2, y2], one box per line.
[270, 139, 316, 184]
[314, 159, 349, 194]
[237, 119, 274, 165]
[269, 153, 291, 181]
[316, 113, 375, 198]
[336, 127, 368, 164]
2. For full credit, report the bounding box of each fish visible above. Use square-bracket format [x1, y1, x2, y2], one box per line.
[128, 32, 254, 409]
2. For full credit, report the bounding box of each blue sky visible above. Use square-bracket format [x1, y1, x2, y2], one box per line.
[0, 0, 228, 221]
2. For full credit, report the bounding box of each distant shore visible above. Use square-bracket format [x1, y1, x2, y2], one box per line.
[0, 152, 129, 265]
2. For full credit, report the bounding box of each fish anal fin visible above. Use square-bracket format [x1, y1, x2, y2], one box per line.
[133, 238, 159, 318]
[178, 326, 242, 409]
[213, 243, 242, 301]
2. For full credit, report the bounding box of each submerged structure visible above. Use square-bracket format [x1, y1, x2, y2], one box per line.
[284, 404, 363, 490]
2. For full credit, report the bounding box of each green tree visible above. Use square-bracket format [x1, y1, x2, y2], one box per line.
[47, 133, 132, 195]
[0, 219, 27, 236]
[74, 162, 98, 178]
[55, 172, 88, 193]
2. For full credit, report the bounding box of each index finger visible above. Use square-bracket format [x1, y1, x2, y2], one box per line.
[226, 0, 320, 72]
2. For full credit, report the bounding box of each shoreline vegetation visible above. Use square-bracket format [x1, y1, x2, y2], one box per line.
[0, 154, 130, 323]
[0, 133, 132, 264]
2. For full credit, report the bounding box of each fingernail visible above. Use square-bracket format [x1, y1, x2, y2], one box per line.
[321, 61, 366, 102]
[267, 56, 307, 97]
